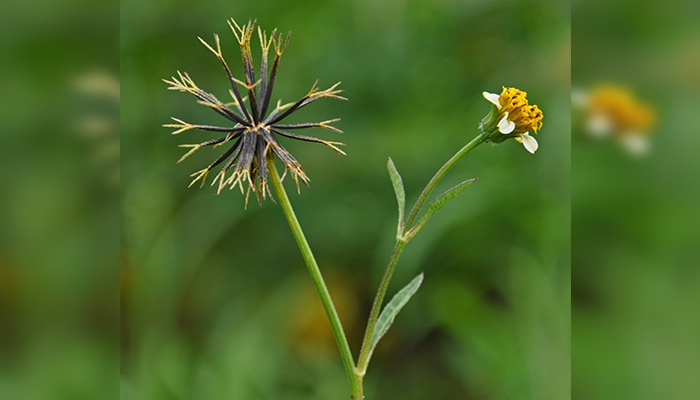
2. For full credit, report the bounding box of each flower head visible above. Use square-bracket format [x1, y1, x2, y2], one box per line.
[574, 84, 655, 156]
[481, 87, 543, 154]
[164, 19, 346, 206]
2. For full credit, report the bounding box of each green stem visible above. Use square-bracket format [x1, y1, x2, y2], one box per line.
[356, 239, 406, 375]
[356, 133, 487, 378]
[404, 133, 486, 230]
[267, 156, 362, 399]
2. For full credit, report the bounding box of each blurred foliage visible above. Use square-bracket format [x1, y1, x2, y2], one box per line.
[120, 0, 570, 399]
[573, 1, 700, 399]
[0, 0, 119, 399]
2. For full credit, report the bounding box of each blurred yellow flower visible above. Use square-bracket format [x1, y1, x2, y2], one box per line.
[574, 84, 656, 156]
[481, 87, 543, 154]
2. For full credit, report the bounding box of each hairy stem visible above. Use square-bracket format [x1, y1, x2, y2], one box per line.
[267, 155, 362, 399]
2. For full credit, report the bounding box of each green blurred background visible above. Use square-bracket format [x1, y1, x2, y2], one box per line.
[572, 1, 700, 399]
[0, 0, 118, 399]
[121, 0, 570, 399]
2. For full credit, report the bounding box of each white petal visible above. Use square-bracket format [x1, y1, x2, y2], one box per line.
[482, 92, 502, 109]
[571, 88, 589, 108]
[587, 114, 612, 137]
[620, 133, 649, 157]
[520, 133, 538, 154]
[498, 113, 515, 134]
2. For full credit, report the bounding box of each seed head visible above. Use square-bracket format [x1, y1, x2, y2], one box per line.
[163, 19, 346, 207]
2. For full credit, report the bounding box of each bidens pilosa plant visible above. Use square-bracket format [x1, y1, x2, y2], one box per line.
[164, 18, 544, 400]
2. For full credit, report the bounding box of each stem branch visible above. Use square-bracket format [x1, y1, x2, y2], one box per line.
[356, 133, 487, 379]
[356, 239, 406, 374]
[404, 133, 486, 229]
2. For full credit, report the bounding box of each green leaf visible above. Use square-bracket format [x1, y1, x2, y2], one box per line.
[413, 178, 477, 234]
[387, 157, 406, 232]
[369, 272, 424, 359]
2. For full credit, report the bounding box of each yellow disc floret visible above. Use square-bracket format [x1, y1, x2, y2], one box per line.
[498, 87, 543, 134]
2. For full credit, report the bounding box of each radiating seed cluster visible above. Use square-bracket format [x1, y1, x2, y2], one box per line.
[164, 19, 346, 206]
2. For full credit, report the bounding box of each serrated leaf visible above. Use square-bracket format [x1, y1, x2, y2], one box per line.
[387, 157, 406, 233]
[368, 272, 424, 360]
[413, 178, 477, 232]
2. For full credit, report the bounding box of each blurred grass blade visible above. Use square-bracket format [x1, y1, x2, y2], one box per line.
[369, 272, 424, 360]
[410, 178, 477, 236]
[387, 157, 406, 234]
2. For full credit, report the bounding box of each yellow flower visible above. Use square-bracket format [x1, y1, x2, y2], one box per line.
[576, 85, 655, 155]
[481, 87, 543, 154]
[587, 86, 654, 134]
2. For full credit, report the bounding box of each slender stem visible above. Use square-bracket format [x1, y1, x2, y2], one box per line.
[356, 239, 406, 375]
[356, 132, 487, 378]
[267, 156, 362, 399]
[404, 133, 486, 230]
